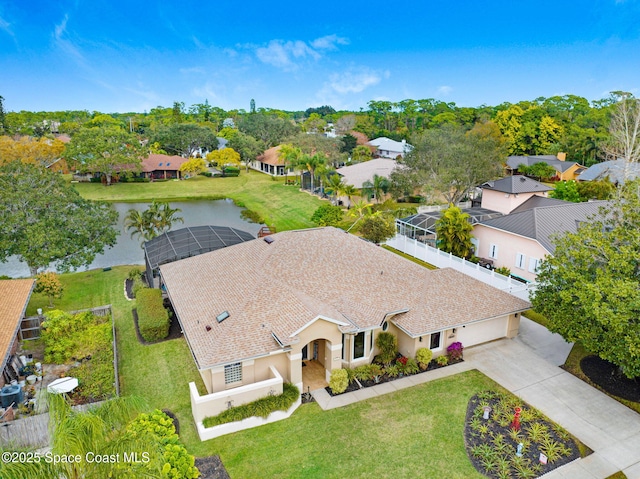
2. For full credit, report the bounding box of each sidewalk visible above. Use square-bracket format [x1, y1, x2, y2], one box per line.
[312, 339, 640, 479]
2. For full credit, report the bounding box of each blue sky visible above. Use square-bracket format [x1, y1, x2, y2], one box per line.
[1, 0, 639, 113]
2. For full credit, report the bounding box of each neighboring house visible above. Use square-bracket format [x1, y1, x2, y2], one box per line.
[506, 153, 585, 181]
[142, 154, 191, 180]
[479, 176, 553, 215]
[0, 279, 35, 387]
[367, 137, 412, 159]
[578, 159, 640, 185]
[336, 158, 397, 189]
[191, 137, 228, 158]
[473, 198, 607, 282]
[159, 227, 529, 428]
[251, 146, 294, 177]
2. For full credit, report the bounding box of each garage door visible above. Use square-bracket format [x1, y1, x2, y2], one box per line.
[455, 317, 509, 348]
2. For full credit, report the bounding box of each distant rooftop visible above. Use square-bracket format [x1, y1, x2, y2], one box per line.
[481, 176, 553, 194]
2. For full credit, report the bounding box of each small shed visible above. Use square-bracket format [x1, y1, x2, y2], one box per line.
[143, 226, 255, 287]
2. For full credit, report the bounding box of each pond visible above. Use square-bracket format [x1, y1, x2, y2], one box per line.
[0, 200, 263, 278]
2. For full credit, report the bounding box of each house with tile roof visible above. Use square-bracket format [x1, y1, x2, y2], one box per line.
[0, 279, 35, 387]
[250, 146, 296, 177]
[159, 227, 529, 434]
[336, 158, 397, 190]
[141, 154, 191, 180]
[472, 198, 608, 282]
[506, 154, 585, 181]
[368, 137, 412, 159]
[479, 176, 553, 214]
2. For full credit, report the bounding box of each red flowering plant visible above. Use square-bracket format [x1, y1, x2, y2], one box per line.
[446, 342, 464, 361]
[397, 356, 408, 366]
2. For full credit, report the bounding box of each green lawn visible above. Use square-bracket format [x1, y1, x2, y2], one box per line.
[27, 267, 501, 478]
[72, 171, 325, 232]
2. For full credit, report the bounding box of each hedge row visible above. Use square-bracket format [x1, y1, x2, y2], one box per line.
[203, 383, 299, 428]
[136, 288, 169, 342]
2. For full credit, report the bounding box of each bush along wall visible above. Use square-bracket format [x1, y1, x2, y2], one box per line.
[136, 288, 169, 342]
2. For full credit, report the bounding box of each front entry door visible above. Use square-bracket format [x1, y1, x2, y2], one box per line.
[302, 345, 308, 360]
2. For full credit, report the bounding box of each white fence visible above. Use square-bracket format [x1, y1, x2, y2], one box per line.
[386, 235, 536, 301]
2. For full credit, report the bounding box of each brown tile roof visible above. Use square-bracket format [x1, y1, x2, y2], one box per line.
[256, 146, 283, 166]
[142, 154, 189, 172]
[0, 279, 35, 366]
[160, 228, 530, 369]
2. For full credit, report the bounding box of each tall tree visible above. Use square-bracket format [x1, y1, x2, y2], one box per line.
[149, 123, 218, 158]
[278, 143, 302, 183]
[362, 174, 390, 203]
[125, 201, 184, 244]
[0, 136, 66, 167]
[531, 180, 640, 378]
[65, 127, 145, 185]
[0, 162, 119, 276]
[435, 205, 474, 258]
[602, 94, 640, 180]
[392, 122, 505, 204]
[0, 95, 6, 134]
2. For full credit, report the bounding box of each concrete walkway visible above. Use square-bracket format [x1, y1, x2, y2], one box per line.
[517, 316, 574, 367]
[312, 339, 640, 479]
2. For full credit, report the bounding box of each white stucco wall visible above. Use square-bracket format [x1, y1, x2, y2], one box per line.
[480, 190, 546, 215]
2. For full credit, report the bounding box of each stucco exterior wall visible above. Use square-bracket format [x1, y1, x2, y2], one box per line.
[480, 190, 546, 215]
[472, 225, 549, 282]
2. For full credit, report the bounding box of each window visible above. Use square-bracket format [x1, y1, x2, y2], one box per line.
[382, 320, 389, 332]
[429, 332, 442, 350]
[353, 331, 365, 359]
[341, 334, 346, 360]
[489, 244, 499, 259]
[529, 258, 540, 273]
[369, 331, 373, 353]
[224, 362, 242, 384]
[515, 253, 525, 269]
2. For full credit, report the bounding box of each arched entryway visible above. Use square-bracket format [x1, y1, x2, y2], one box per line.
[301, 338, 333, 392]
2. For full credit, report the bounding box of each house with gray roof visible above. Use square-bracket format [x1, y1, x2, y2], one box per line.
[368, 137, 412, 159]
[473, 199, 607, 282]
[480, 176, 553, 214]
[578, 159, 640, 185]
[159, 227, 529, 437]
[506, 154, 585, 181]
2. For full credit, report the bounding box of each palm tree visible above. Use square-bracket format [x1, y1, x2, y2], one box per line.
[346, 199, 373, 232]
[149, 201, 184, 235]
[299, 153, 326, 193]
[278, 144, 302, 183]
[342, 184, 357, 209]
[326, 173, 345, 204]
[124, 209, 155, 244]
[435, 205, 474, 258]
[361, 174, 390, 203]
[0, 393, 161, 479]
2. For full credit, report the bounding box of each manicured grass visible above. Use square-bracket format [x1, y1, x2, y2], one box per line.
[72, 171, 325, 232]
[192, 370, 494, 478]
[381, 245, 437, 270]
[26, 266, 206, 447]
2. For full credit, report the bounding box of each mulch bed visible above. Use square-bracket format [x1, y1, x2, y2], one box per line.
[131, 303, 183, 345]
[162, 409, 180, 435]
[580, 355, 640, 402]
[464, 392, 582, 478]
[325, 358, 463, 396]
[194, 456, 231, 479]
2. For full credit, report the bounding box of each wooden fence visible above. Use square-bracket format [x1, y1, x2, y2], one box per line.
[20, 305, 112, 341]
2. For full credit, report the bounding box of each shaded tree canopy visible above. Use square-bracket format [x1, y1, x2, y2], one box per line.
[0, 162, 119, 275]
[391, 122, 506, 204]
[149, 123, 218, 157]
[531, 180, 640, 378]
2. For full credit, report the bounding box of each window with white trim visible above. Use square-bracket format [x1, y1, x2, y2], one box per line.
[353, 331, 365, 359]
[528, 258, 541, 273]
[224, 362, 242, 384]
[489, 244, 499, 259]
[429, 331, 442, 351]
[515, 252, 525, 269]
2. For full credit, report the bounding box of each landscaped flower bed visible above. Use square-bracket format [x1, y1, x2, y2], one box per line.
[464, 390, 583, 478]
[326, 345, 464, 396]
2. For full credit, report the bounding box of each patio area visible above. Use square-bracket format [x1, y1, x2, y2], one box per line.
[302, 360, 328, 392]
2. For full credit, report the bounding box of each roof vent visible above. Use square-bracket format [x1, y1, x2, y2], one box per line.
[216, 311, 230, 323]
[205, 325, 212, 331]
[264, 236, 274, 244]
[520, 177, 526, 182]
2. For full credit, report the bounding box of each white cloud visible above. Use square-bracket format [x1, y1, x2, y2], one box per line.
[311, 34, 349, 50]
[437, 85, 453, 96]
[192, 82, 221, 102]
[52, 14, 85, 64]
[326, 68, 383, 94]
[254, 34, 348, 70]
[0, 14, 14, 39]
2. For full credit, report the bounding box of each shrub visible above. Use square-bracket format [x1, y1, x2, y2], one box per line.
[447, 342, 464, 361]
[345, 368, 356, 384]
[127, 267, 143, 280]
[416, 348, 433, 370]
[203, 383, 299, 427]
[375, 332, 398, 366]
[494, 266, 511, 276]
[403, 358, 420, 375]
[329, 369, 349, 394]
[34, 272, 64, 307]
[354, 364, 383, 382]
[136, 288, 169, 342]
[310, 204, 343, 227]
[386, 363, 402, 377]
[436, 355, 449, 367]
